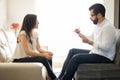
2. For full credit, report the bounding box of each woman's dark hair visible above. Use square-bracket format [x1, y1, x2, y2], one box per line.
[89, 3, 105, 17]
[18, 14, 37, 43]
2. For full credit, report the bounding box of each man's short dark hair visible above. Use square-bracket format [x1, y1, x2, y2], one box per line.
[89, 3, 105, 17]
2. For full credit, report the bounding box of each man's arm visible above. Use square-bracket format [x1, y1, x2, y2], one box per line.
[74, 28, 94, 46]
[94, 26, 116, 51]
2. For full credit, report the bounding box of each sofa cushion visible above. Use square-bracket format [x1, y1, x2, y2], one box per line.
[0, 43, 12, 62]
[4, 29, 17, 54]
[0, 29, 12, 62]
[75, 63, 120, 80]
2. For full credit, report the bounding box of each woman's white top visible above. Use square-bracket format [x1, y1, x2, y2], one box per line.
[13, 30, 39, 59]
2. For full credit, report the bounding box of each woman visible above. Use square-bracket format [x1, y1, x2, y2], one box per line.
[13, 14, 58, 80]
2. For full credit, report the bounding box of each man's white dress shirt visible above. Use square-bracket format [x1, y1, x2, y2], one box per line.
[89, 19, 116, 61]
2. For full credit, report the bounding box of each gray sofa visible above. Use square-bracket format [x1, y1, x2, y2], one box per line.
[74, 29, 120, 80]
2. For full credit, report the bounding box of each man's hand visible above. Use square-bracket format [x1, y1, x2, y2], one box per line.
[74, 28, 94, 45]
[79, 34, 89, 43]
[74, 28, 80, 35]
[79, 34, 94, 45]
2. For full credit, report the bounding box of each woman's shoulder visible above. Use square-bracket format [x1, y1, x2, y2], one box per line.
[19, 30, 26, 35]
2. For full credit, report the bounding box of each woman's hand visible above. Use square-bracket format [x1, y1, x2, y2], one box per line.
[43, 52, 53, 60]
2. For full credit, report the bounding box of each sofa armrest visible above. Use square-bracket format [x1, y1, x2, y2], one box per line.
[0, 63, 47, 80]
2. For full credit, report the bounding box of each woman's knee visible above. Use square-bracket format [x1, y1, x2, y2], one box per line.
[35, 56, 48, 63]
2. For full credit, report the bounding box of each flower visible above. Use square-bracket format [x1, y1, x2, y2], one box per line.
[11, 23, 20, 37]
[11, 23, 20, 30]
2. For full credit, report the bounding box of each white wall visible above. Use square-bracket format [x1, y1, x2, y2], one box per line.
[0, 0, 115, 29]
[35, 0, 104, 56]
[0, 0, 7, 29]
[104, 0, 114, 25]
[0, 0, 116, 62]
[7, 0, 36, 29]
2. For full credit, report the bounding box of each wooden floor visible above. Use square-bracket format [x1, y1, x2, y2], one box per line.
[53, 56, 65, 68]
[53, 56, 65, 77]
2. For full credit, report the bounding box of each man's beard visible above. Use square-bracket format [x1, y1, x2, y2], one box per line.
[91, 18, 98, 24]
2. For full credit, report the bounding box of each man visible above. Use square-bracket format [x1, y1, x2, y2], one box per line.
[58, 3, 116, 80]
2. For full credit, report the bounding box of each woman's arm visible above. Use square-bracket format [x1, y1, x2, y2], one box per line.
[36, 38, 53, 59]
[20, 34, 44, 57]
